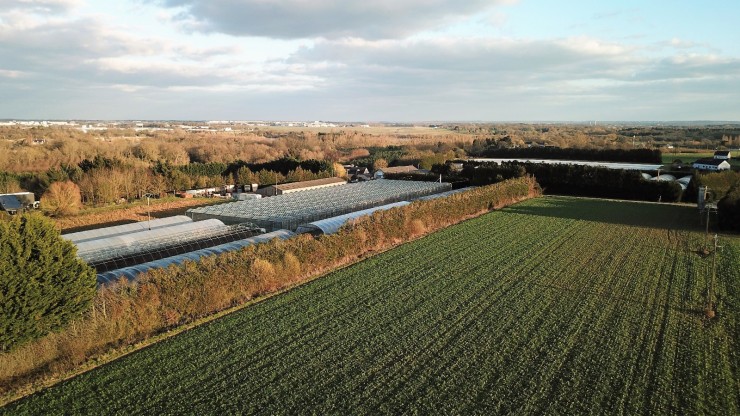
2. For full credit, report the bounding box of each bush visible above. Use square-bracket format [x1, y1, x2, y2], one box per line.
[717, 184, 740, 232]
[41, 181, 82, 217]
[0, 214, 96, 351]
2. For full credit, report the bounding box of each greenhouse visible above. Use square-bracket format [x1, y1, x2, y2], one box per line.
[75, 219, 262, 271]
[63, 216, 193, 244]
[413, 187, 476, 201]
[296, 201, 410, 235]
[188, 179, 451, 231]
[96, 229, 295, 284]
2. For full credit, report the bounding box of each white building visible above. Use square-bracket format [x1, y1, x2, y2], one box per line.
[692, 158, 731, 171]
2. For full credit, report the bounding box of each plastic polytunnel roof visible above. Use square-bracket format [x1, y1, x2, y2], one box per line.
[75, 219, 227, 264]
[63, 216, 192, 244]
[413, 187, 476, 201]
[96, 229, 295, 284]
[295, 201, 410, 235]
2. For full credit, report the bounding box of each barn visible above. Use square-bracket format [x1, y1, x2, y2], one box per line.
[256, 177, 346, 197]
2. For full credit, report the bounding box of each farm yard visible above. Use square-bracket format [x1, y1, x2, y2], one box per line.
[4, 197, 738, 415]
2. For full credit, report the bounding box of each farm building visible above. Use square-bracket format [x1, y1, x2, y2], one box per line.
[0, 195, 22, 215]
[256, 177, 346, 197]
[0, 192, 36, 214]
[188, 179, 451, 231]
[296, 201, 410, 235]
[96, 229, 294, 284]
[713, 150, 732, 160]
[692, 158, 731, 171]
[373, 166, 420, 179]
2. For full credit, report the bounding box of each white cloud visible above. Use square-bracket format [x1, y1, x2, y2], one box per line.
[154, 0, 510, 39]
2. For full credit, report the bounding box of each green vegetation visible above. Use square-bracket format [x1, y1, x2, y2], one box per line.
[0, 178, 539, 401]
[5, 197, 737, 414]
[0, 215, 96, 352]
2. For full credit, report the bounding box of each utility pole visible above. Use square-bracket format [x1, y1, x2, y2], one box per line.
[146, 194, 152, 230]
[706, 234, 723, 319]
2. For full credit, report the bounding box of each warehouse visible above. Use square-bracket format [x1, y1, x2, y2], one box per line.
[256, 177, 346, 197]
[188, 179, 451, 231]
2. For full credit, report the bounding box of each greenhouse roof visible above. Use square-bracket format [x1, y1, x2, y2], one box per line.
[97, 229, 295, 284]
[413, 187, 476, 201]
[296, 201, 410, 235]
[63, 216, 193, 244]
[75, 219, 228, 265]
[188, 179, 450, 231]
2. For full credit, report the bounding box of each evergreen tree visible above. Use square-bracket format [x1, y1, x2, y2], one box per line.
[0, 214, 96, 351]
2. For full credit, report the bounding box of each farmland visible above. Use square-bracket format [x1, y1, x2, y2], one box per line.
[661, 152, 740, 168]
[4, 197, 738, 415]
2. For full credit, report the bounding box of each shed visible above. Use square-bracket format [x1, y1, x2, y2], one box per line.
[0, 195, 22, 214]
[257, 177, 346, 197]
[373, 165, 418, 179]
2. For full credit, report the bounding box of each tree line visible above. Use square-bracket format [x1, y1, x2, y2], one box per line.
[461, 161, 684, 202]
[470, 145, 662, 164]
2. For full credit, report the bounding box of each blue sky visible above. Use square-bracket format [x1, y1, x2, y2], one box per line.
[0, 0, 738, 121]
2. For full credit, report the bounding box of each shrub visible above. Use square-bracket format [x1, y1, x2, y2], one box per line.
[41, 180, 82, 217]
[0, 214, 96, 351]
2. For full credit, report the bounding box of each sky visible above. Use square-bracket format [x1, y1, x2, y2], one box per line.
[0, 0, 738, 121]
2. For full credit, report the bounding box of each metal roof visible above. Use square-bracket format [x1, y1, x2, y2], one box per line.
[296, 201, 410, 235]
[96, 229, 295, 284]
[0, 195, 22, 211]
[274, 177, 346, 191]
[377, 166, 418, 174]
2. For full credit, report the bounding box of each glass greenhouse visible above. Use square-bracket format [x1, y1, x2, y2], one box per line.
[187, 179, 451, 231]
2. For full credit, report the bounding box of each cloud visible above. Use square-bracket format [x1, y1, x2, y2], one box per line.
[154, 0, 509, 39]
[0, 0, 80, 13]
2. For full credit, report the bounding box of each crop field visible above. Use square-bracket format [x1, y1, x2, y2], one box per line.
[4, 197, 738, 415]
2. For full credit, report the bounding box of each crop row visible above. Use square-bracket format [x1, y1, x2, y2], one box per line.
[5, 197, 738, 415]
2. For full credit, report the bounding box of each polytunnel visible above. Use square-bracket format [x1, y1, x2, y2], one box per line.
[414, 187, 476, 201]
[75, 219, 228, 265]
[295, 201, 410, 235]
[63, 216, 193, 244]
[652, 174, 677, 182]
[96, 229, 295, 284]
[641, 173, 653, 180]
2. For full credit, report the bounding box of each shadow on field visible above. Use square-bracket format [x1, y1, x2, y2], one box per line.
[502, 197, 704, 231]
[63, 220, 138, 234]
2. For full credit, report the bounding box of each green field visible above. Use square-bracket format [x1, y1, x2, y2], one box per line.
[4, 197, 738, 415]
[662, 152, 740, 168]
